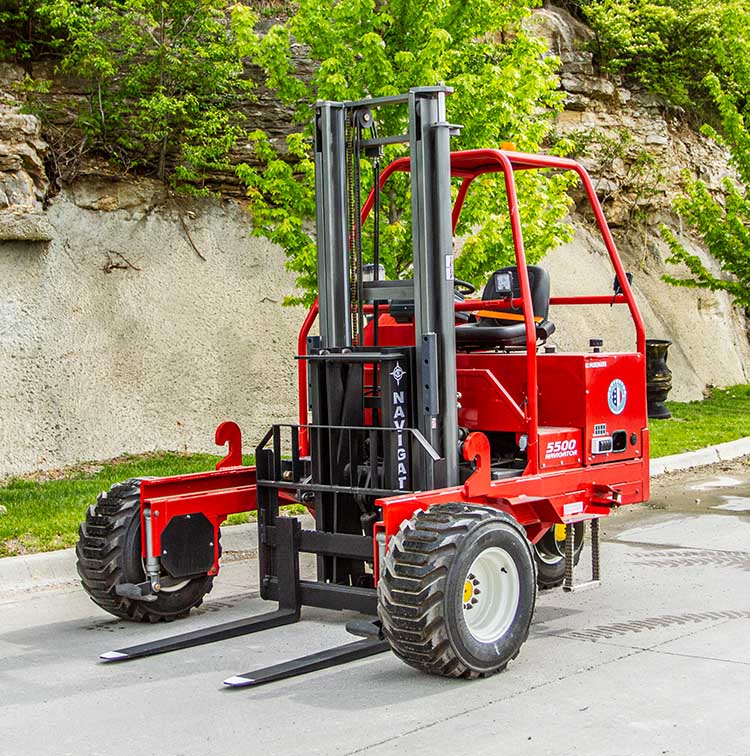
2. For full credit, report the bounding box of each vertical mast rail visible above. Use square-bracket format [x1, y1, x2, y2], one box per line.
[409, 86, 459, 488]
[315, 103, 352, 349]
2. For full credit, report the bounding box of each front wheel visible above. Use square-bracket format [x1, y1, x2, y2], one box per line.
[378, 503, 536, 679]
[76, 479, 215, 622]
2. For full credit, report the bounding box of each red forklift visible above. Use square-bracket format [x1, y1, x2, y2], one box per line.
[77, 86, 649, 686]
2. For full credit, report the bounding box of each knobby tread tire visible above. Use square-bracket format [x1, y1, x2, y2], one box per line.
[378, 503, 536, 679]
[76, 478, 214, 622]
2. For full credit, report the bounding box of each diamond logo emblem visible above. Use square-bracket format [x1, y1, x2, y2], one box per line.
[390, 362, 406, 386]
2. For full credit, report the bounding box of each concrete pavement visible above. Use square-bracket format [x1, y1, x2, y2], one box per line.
[1, 459, 749, 755]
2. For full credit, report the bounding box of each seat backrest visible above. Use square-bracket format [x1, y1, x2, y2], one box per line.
[479, 265, 551, 326]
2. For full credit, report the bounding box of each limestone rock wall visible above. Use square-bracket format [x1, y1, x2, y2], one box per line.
[533, 6, 750, 398]
[1, 10, 750, 476]
[0, 178, 303, 477]
[0, 65, 52, 242]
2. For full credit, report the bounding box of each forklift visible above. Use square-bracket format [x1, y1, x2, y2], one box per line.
[77, 86, 649, 686]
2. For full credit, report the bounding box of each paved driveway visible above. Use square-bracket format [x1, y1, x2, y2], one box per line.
[1, 460, 749, 756]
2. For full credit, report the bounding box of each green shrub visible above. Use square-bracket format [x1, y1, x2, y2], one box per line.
[575, 1, 750, 308]
[662, 76, 750, 312]
[5, 1, 578, 305]
[55, 0, 255, 187]
[0, 0, 70, 66]
[581, 0, 750, 114]
[3, 1, 255, 191]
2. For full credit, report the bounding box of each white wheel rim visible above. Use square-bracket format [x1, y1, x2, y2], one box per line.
[462, 546, 520, 643]
[535, 523, 583, 565]
[157, 579, 190, 593]
[140, 557, 190, 593]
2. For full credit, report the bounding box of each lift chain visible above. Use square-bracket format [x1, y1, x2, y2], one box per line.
[372, 154, 381, 347]
[345, 120, 361, 346]
[563, 518, 602, 593]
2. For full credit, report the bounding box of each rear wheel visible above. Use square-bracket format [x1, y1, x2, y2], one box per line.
[534, 522, 585, 589]
[378, 503, 536, 678]
[76, 479, 215, 622]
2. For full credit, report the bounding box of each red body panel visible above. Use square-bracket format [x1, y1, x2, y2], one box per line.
[140, 468, 299, 574]
[455, 351, 646, 464]
[538, 427, 582, 471]
[140, 468, 258, 575]
[139, 147, 649, 580]
[458, 368, 527, 433]
[375, 451, 649, 556]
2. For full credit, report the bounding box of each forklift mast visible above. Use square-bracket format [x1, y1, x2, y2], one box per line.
[313, 86, 459, 490]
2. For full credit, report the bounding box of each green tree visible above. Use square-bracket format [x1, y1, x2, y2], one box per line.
[0, 1, 69, 68]
[662, 75, 750, 311]
[42, 0, 255, 188]
[578, 0, 750, 114]
[234, 0, 575, 305]
[5, 1, 578, 306]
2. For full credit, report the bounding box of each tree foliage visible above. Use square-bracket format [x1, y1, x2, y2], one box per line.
[4, 1, 576, 304]
[0, 1, 68, 67]
[4, 1, 255, 189]
[572, 0, 750, 310]
[234, 0, 575, 304]
[578, 0, 750, 113]
[662, 76, 750, 311]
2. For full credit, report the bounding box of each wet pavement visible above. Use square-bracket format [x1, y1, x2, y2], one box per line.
[1, 459, 749, 756]
[606, 456, 750, 553]
[646, 458, 750, 516]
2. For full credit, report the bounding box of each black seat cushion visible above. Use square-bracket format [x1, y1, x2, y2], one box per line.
[456, 265, 555, 348]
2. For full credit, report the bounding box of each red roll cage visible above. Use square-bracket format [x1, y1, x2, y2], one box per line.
[297, 148, 646, 459]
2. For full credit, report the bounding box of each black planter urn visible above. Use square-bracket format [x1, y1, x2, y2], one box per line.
[645, 339, 673, 419]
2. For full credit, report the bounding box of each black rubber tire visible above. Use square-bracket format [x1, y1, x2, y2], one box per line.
[378, 503, 536, 679]
[76, 478, 215, 622]
[534, 522, 585, 590]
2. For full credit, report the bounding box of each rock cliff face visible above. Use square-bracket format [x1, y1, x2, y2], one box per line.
[532, 6, 749, 399]
[0, 9, 748, 476]
[535, 6, 728, 225]
[0, 64, 52, 241]
[0, 177, 303, 477]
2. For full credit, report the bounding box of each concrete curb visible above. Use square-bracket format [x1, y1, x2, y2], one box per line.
[650, 436, 750, 477]
[0, 548, 82, 597]
[0, 515, 316, 598]
[0, 521, 243, 598]
[2, 442, 748, 596]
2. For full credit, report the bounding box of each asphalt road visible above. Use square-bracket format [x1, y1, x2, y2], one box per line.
[2, 459, 749, 756]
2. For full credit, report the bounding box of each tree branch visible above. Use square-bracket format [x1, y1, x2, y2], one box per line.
[178, 212, 207, 261]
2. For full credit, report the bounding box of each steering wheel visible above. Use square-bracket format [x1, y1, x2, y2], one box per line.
[454, 279, 476, 296]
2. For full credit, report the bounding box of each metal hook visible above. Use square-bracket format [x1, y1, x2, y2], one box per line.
[215, 421, 243, 470]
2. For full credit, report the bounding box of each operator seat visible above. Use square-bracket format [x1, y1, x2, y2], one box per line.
[455, 265, 555, 349]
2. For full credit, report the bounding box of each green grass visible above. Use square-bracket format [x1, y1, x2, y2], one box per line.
[649, 384, 750, 457]
[1, 385, 749, 558]
[0, 451, 263, 558]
